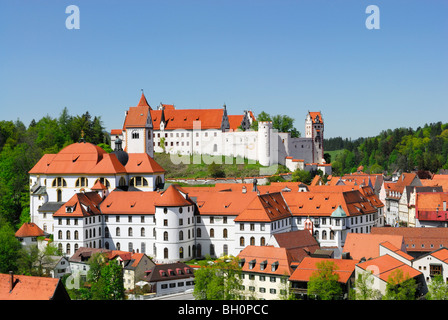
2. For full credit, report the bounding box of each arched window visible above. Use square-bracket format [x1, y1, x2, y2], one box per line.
[128, 227, 133, 237]
[322, 230, 327, 240]
[116, 227, 120, 236]
[58, 243, 63, 254]
[58, 230, 62, 240]
[210, 244, 215, 256]
[330, 230, 335, 240]
[223, 228, 228, 238]
[75, 177, 88, 188]
[179, 230, 183, 241]
[210, 228, 215, 238]
[164, 231, 168, 241]
[132, 130, 139, 139]
[130, 176, 149, 187]
[179, 247, 184, 259]
[116, 242, 121, 250]
[118, 177, 127, 187]
[52, 177, 67, 188]
[260, 237, 265, 246]
[105, 227, 110, 238]
[223, 244, 228, 256]
[240, 237, 245, 247]
[250, 237, 255, 245]
[164, 248, 169, 259]
[141, 227, 145, 237]
[197, 228, 201, 238]
[141, 242, 146, 253]
[66, 230, 71, 240]
[66, 243, 71, 255]
[105, 242, 110, 249]
[57, 189, 62, 202]
[74, 230, 79, 240]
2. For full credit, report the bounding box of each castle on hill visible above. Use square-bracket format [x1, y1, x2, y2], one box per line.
[110, 93, 331, 175]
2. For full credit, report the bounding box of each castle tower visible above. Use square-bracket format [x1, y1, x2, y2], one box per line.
[257, 121, 273, 167]
[122, 92, 154, 157]
[154, 185, 195, 264]
[305, 112, 324, 164]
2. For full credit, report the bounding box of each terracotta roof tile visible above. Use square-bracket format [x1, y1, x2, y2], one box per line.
[15, 222, 45, 238]
[155, 185, 193, 207]
[0, 273, 64, 300]
[342, 233, 406, 260]
[125, 153, 165, 173]
[356, 254, 421, 282]
[289, 257, 358, 284]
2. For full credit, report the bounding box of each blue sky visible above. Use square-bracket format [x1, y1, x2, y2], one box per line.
[0, 0, 447, 139]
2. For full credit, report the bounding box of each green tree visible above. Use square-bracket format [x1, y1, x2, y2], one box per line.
[17, 243, 61, 276]
[383, 269, 417, 300]
[352, 271, 382, 300]
[307, 260, 342, 300]
[0, 222, 22, 273]
[291, 169, 312, 184]
[193, 256, 243, 300]
[91, 259, 125, 300]
[426, 274, 448, 300]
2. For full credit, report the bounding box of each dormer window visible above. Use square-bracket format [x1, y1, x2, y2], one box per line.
[132, 131, 139, 139]
[249, 259, 256, 270]
[271, 261, 279, 272]
[239, 258, 245, 268]
[260, 260, 267, 271]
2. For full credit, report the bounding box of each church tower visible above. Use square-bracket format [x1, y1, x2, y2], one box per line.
[122, 92, 154, 157]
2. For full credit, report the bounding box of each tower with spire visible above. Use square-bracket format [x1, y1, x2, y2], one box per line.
[112, 91, 154, 157]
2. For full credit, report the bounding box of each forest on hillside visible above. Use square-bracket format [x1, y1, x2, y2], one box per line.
[324, 122, 448, 175]
[0, 108, 109, 230]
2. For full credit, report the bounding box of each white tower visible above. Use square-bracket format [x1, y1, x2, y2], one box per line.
[154, 185, 195, 263]
[257, 121, 273, 167]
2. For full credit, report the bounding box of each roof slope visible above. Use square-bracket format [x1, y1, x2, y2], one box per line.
[234, 192, 291, 222]
[15, 222, 45, 238]
[0, 273, 65, 300]
[289, 257, 358, 284]
[155, 185, 193, 207]
[125, 153, 165, 173]
[53, 191, 103, 218]
[342, 233, 405, 260]
[356, 254, 422, 282]
[151, 108, 224, 130]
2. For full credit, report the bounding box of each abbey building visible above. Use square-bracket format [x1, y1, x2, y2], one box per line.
[26, 94, 378, 265]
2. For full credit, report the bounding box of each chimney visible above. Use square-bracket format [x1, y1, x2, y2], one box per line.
[242, 186, 247, 194]
[9, 271, 14, 292]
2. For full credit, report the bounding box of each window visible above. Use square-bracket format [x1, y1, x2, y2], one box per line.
[240, 237, 245, 247]
[223, 228, 228, 238]
[52, 177, 67, 188]
[75, 177, 88, 188]
[132, 131, 139, 139]
[210, 228, 215, 238]
[164, 231, 168, 241]
[116, 227, 120, 236]
[130, 176, 149, 187]
[250, 237, 255, 245]
[164, 248, 168, 259]
[128, 227, 133, 237]
[141, 228, 145, 237]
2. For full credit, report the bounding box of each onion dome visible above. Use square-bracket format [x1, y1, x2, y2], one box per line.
[111, 137, 129, 166]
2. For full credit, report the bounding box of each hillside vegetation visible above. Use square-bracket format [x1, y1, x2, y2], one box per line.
[326, 122, 448, 175]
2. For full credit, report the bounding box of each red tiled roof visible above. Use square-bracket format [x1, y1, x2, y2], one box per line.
[371, 227, 448, 252]
[100, 191, 160, 215]
[53, 191, 103, 218]
[356, 254, 421, 283]
[0, 273, 64, 300]
[137, 92, 151, 108]
[15, 223, 45, 238]
[237, 246, 294, 276]
[125, 153, 165, 173]
[28, 142, 127, 175]
[154, 185, 193, 207]
[150, 108, 224, 130]
[234, 192, 291, 222]
[342, 233, 405, 260]
[289, 257, 358, 284]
